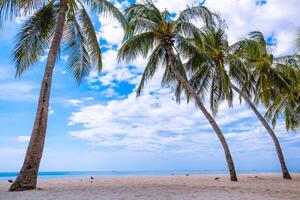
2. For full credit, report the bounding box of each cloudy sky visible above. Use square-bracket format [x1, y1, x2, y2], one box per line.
[0, 0, 299, 173]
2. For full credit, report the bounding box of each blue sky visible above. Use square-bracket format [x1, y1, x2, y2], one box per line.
[0, 0, 300, 172]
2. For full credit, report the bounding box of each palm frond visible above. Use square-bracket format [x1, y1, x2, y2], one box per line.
[77, 7, 102, 72]
[162, 54, 189, 103]
[265, 94, 300, 131]
[189, 63, 212, 100]
[83, 0, 127, 29]
[176, 34, 203, 60]
[177, 5, 214, 27]
[228, 54, 255, 96]
[124, 2, 161, 26]
[64, 13, 91, 83]
[13, 0, 57, 77]
[136, 44, 165, 96]
[123, 1, 164, 41]
[174, 20, 202, 38]
[162, 53, 187, 87]
[248, 31, 267, 50]
[0, 0, 46, 20]
[274, 55, 299, 65]
[127, 15, 159, 34]
[118, 32, 155, 62]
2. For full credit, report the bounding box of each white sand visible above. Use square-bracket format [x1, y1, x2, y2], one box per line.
[0, 174, 299, 200]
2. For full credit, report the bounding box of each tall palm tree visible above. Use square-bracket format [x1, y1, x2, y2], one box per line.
[118, 0, 238, 181]
[1, 0, 126, 191]
[240, 31, 300, 123]
[179, 25, 292, 179]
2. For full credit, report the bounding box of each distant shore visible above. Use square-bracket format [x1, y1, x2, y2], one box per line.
[1, 174, 300, 200]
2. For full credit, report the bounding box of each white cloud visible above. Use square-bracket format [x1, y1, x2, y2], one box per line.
[87, 48, 146, 87]
[112, 0, 130, 10]
[87, 1, 150, 87]
[101, 88, 119, 97]
[66, 97, 94, 107]
[204, 0, 299, 55]
[97, 16, 124, 46]
[49, 107, 54, 115]
[67, 99, 84, 106]
[69, 71, 300, 153]
[61, 55, 69, 62]
[15, 15, 27, 24]
[70, 0, 300, 155]
[70, 74, 211, 151]
[0, 68, 9, 79]
[138, 0, 201, 13]
[137, 0, 299, 56]
[97, 0, 130, 48]
[90, 0, 300, 88]
[83, 97, 94, 101]
[17, 136, 30, 143]
[0, 82, 37, 101]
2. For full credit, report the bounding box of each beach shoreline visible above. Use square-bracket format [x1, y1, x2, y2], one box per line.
[1, 173, 299, 200]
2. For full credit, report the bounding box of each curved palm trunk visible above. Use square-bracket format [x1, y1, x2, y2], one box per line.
[273, 86, 300, 122]
[9, 0, 68, 191]
[164, 45, 237, 181]
[231, 83, 292, 179]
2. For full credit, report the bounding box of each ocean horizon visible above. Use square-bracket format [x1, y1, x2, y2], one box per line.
[1, 170, 299, 180]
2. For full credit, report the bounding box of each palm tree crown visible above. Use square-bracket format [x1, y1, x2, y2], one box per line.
[2, 0, 126, 82]
[178, 22, 292, 179]
[264, 61, 300, 130]
[118, 0, 238, 182]
[237, 31, 300, 125]
[118, 0, 214, 94]
[5, 0, 126, 191]
[177, 24, 254, 115]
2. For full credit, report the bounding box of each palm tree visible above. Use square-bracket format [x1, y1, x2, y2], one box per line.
[240, 31, 300, 123]
[264, 62, 300, 131]
[1, 0, 126, 191]
[179, 25, 292, 179]
[118, 0, 238, 181]
[257, 31, 300, 131]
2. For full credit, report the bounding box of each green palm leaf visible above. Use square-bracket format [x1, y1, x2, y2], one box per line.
[0, 0, 46, 20]
[13, 0, 57, 77]
[83, 0, 127, 29]
[118, 32, 155, 62]
[77, 7, 102, 72]
[137, 44, 166, 96]
[64, 13, 91, 83]
[177, 5, 214, 27]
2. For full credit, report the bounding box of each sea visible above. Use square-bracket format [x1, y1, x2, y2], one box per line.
[0, 170, 296, 180]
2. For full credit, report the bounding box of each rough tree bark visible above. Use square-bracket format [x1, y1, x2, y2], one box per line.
[9, 0, 68, 191]
[231, 83, 292, 179]
[164, 44, 238, 181]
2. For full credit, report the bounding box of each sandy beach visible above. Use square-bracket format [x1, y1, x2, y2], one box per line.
[0, 174, 299, 200]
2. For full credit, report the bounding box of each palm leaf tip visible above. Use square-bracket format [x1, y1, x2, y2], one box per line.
[178, 5, 215, 27]
[64, 14, 92, 84]
[136, 45, 165, 96]
[84, 0, 128, 30]
[78, 7, 102, 73]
